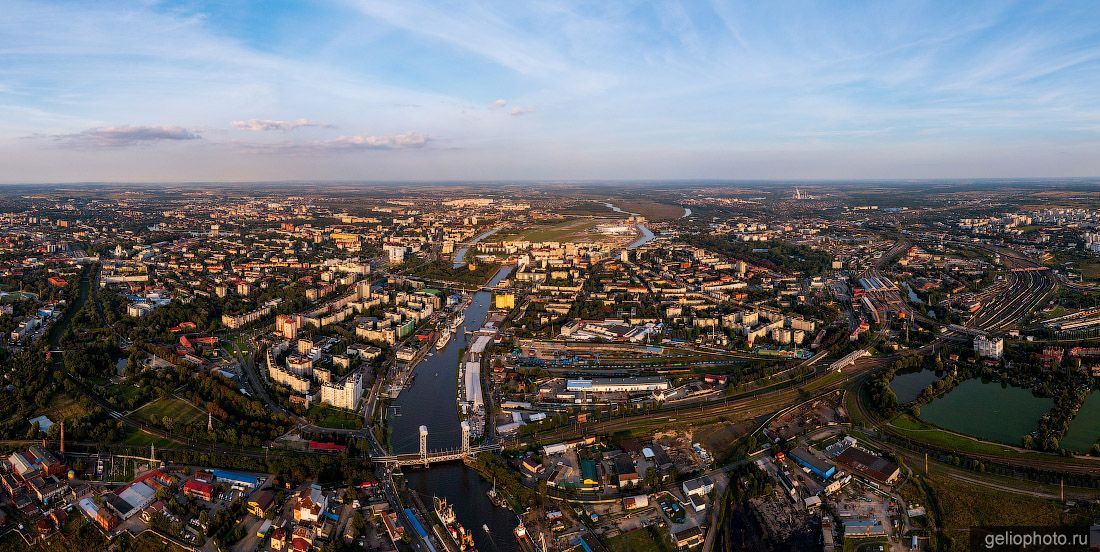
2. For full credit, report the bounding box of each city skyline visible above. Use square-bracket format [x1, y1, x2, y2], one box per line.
[4, 0, 1100, 182]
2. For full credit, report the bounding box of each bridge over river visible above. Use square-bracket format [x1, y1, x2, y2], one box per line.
[371, 423, 502, 467]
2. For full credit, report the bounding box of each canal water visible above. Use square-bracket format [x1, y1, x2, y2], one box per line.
[919, 378, 1053, 445]
[1062, 392, 1100, 451]
[388, 266, 517, 551]
[889, 368, 942, 404]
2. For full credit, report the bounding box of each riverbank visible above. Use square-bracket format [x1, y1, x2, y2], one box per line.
[387, 265, 517, 551]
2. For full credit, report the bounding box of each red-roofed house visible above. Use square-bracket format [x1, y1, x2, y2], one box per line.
[182, 479, 214, 502]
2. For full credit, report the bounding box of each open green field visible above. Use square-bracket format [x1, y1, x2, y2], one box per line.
[307, 404, 364, 430]
[844, 538, 888, 552]
[104, 382, 144, 404]
[120, 428, 179, 447]
[608, 198, 686, 221]
[888, 414, 1025, 456]
[132, 396, 209, 427]
[1080, 259, 1100, 282]
[899, 472, 1076, 552]
[605, 526, 675, 552]
[42, 395, 92, 423]
[498, 217, 614, 243]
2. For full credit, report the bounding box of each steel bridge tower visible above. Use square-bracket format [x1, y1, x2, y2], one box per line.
[419, 425, 428, 467]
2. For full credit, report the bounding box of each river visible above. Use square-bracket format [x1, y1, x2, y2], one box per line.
[628, 225, 654, 250]
[453, 227, 504, 268]
[601, 201, 655, 250]
[388, 265, 517, 551]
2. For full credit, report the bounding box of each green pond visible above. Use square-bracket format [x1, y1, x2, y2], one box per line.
[919, 378, 1053, 445]
[889, 368, 942, 404]
[1062, 392, 1100, 451]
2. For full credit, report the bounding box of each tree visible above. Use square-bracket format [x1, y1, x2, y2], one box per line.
[536, 479, 548, 508]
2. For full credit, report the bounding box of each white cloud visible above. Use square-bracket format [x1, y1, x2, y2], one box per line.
[238, 131, 430, 154]
[491, 99, 507, 109]
[231, 118, 331, 131]
[510, 106, 534, 117]
[327, 131, 428, 149]
[44, 125, 201, 147]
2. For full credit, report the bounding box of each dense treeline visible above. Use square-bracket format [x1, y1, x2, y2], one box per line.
[686, 236, 834, 277]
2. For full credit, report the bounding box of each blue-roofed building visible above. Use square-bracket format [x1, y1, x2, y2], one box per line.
[843, 518, 887, 537]
[404, 508, 428, 539]
[574, 537, 594, 552]
[212, 469, 260, 490]
[789, 447, 836, 480]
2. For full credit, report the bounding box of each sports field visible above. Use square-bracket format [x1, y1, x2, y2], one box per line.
[132, 396, 209, 427]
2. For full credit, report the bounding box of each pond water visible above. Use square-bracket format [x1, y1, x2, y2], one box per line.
[889, 368, 942, 404]
[919, 378, 1053, 445]
[1062, 392, 1100, 451]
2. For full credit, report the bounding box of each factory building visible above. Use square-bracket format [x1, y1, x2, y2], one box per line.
[788, 447, 836, 480]
[566, 377, 669, 393]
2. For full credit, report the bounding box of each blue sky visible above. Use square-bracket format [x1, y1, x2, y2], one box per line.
[2, 0, 1100, 182]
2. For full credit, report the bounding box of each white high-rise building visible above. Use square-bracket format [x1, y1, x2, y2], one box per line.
[974, 335, 1004, 359]
[320, 371, 363, 410]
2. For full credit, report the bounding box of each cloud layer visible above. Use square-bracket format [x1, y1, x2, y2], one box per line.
[231, 119, 331, 131]
[47, 125, 201, 148]
[325, 132, 429, 150]
[2, 0, 1100, 181]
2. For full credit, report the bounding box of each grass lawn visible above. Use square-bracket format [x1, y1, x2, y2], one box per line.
[887, 414, 1024, 456]
[1036, 305, 1069, 320]
[105, 382, 144, 404]
[1080, 259, 1100, 282]
[608, 199, 687, 221]
[308, 404, 364, 430]
[133, 396, 209, 427]
[843, 537, 888, 552]
[899, 472, 1076, 552]
[605, 526, 676, 552]
[113, 532, 189, 552]
[499, 218, 611, 243]
[120, 429, 177, 447]
[44, 395, 92, 422]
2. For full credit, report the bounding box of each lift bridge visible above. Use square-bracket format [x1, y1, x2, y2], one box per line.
[372, 422, 502, 467]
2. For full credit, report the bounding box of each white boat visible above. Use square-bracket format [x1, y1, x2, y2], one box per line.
[450, 313, 465, 331]
[436, 328, 452, 349]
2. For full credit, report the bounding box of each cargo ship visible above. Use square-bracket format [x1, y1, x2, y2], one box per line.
[434, 496, 476, 550]
[486, 477, 506, 509]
